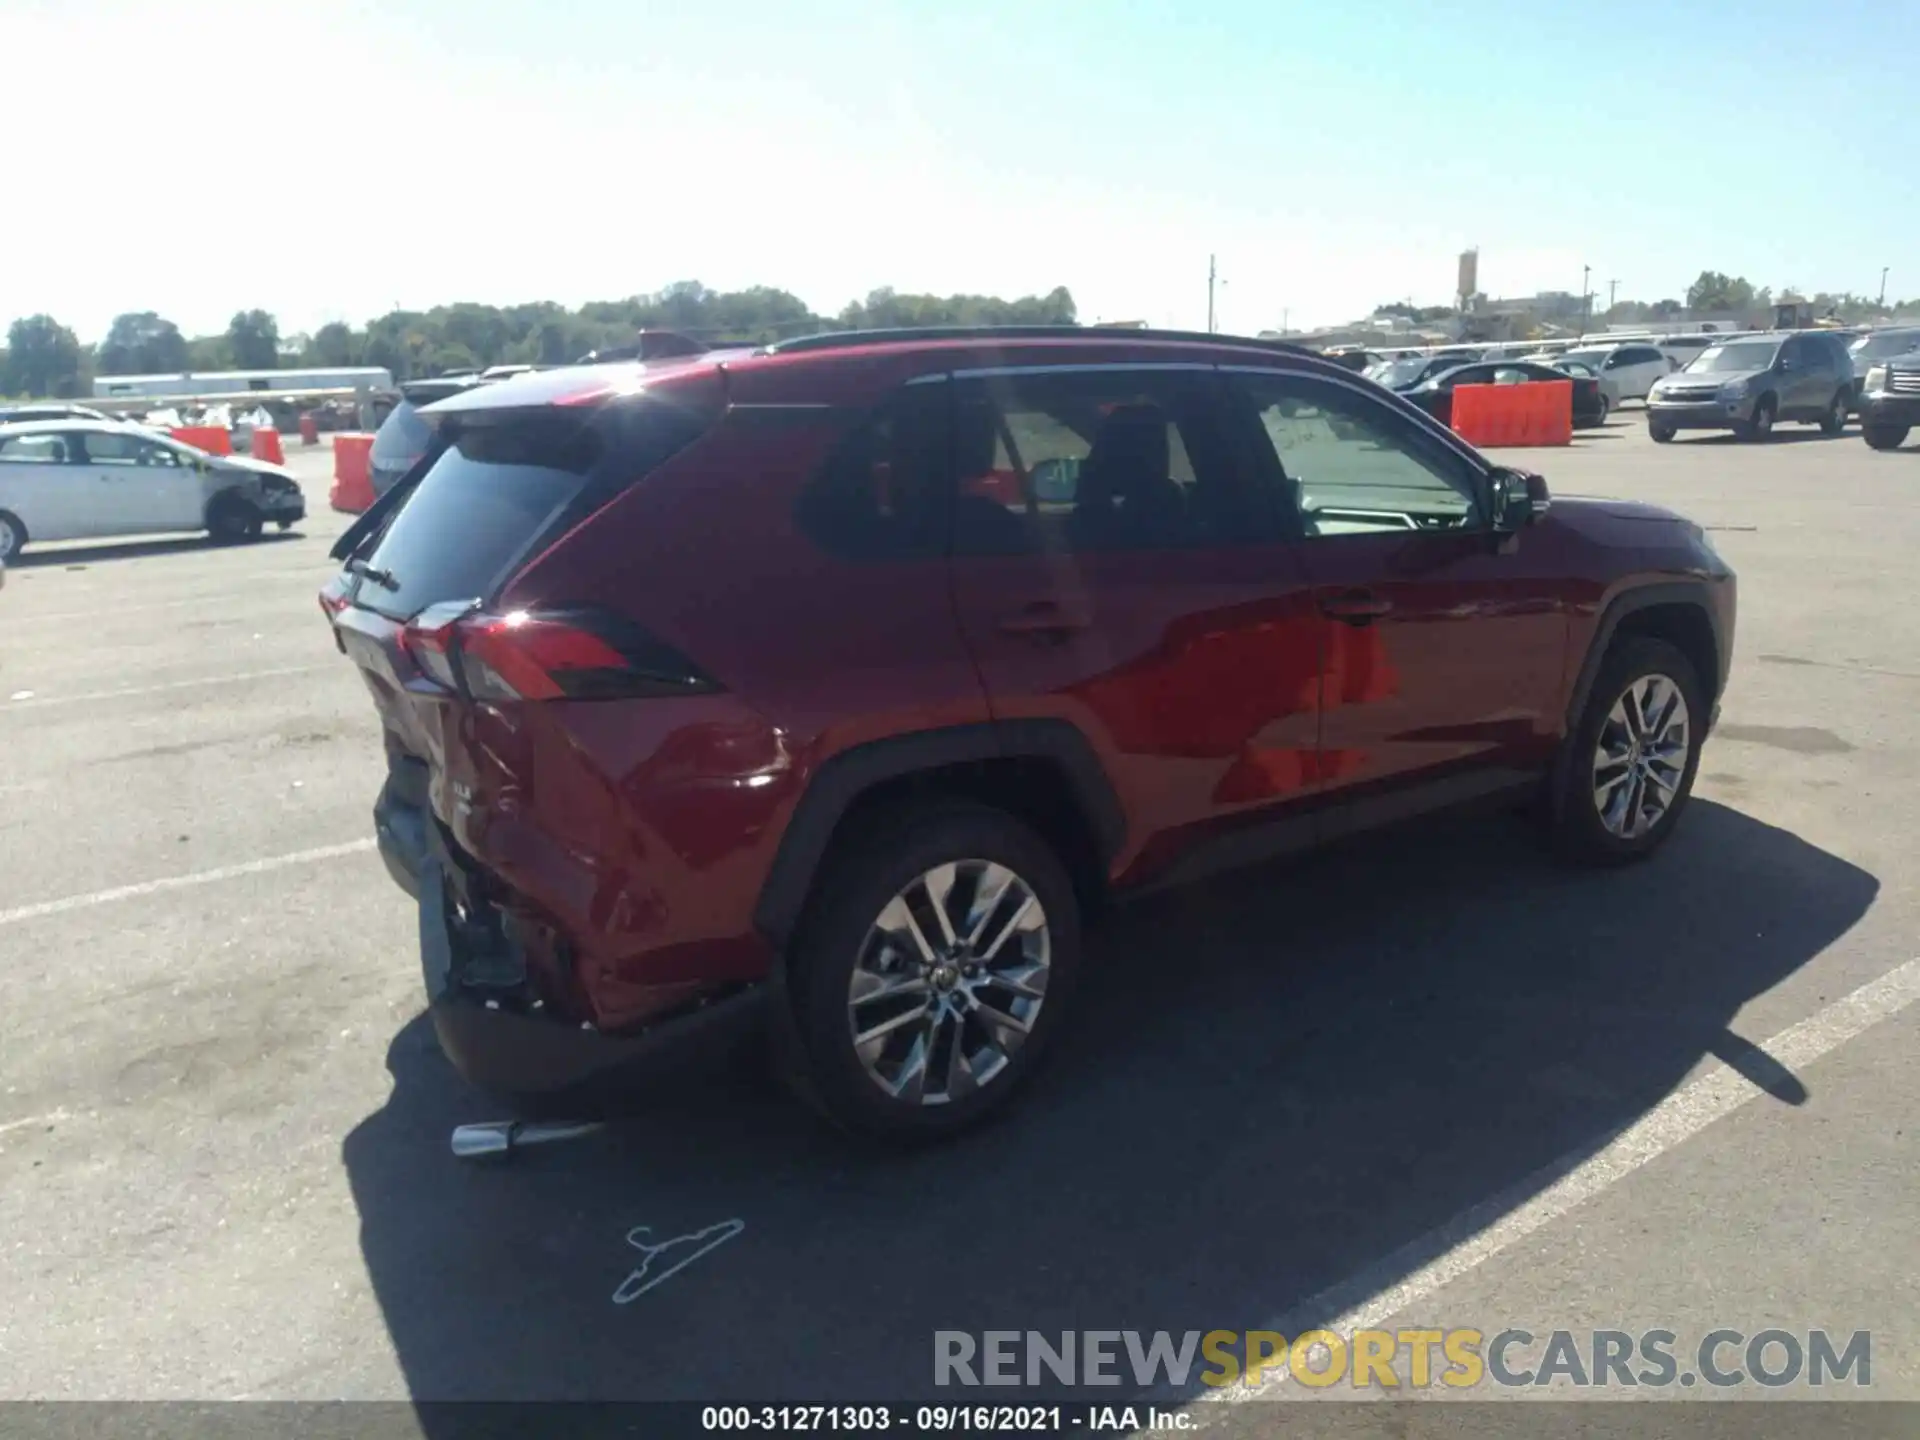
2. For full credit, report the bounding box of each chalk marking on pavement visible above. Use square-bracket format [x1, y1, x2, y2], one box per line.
[0, 1109, 71, 1138]
[1211, 955, 1920, 1402]
[0, 665, 331, 711]
[0, 840, 377, 927]
[612, 1219, 746, 1305]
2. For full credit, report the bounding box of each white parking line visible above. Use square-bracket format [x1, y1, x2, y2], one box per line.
[0, 839, 377, 927]
[15, 589, 331, 624]
[0, 664, 332, 711]
[1211, 955, 1920, 1403]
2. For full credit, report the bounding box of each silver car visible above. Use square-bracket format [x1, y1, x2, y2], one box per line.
[0, 420, 307, 559]
[1646, 333, 1854, 442]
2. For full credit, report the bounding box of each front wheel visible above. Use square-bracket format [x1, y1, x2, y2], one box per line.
[0, 511, 25, 561]
[208, 498, 264, 544]
[780, 800, 1082, 1141]
[1864, 423, 1911, 451]
[1548, 637, 1705, 866]
[1736, 395, 1776, 442]
[1648, 417, 1676, 443]
[1819, 390, 1848, 436]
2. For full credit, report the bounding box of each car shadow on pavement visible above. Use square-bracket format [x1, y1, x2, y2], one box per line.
[1685, 431, 1853, 446]
[342, 800, 1876, 1409]
[8, 531, 306, 569]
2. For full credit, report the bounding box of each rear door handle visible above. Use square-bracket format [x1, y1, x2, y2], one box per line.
[1318, 589, 1393, 625]
[998, 601, 1092, 639]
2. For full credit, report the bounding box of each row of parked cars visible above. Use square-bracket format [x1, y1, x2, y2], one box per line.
[1347, 325, 1920, 447]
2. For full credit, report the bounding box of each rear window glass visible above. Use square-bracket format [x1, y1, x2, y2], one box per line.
[357, 420, 603, 620]
[370, 401, 432, 466]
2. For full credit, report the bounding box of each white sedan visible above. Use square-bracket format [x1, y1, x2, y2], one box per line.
[0, 420, 306, 559]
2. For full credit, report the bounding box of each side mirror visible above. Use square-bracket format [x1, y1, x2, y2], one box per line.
[1029, 456, 1080, 505]
[1487, 468, 1550, 533]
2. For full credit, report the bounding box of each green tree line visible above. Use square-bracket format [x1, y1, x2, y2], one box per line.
[1, 281, 1078, 398]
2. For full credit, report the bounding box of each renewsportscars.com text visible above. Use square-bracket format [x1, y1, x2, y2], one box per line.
[933, 1328, 1871, 1391]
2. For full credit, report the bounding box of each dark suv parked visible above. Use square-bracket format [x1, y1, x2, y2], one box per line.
[321, 327, 1736, 1140]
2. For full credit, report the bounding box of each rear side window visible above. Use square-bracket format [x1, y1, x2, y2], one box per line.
[795, 387, 951, 561]
[370, 401, 432, 467]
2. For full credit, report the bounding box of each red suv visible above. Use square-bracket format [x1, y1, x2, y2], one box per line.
[321, 327, 1736, 1140]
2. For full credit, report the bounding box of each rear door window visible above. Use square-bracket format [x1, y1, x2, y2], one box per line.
[0, 433, 75, 463]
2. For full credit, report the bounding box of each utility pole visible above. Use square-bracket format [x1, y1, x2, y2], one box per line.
[1581, 264, 1592, 333]
[1880, 267, 1890, 309]
[1207, 254, 1217, 333]
[1608, 278, 1619, 313]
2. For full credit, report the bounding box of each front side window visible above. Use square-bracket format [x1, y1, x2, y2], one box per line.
[78, 429, 147, 465]
[1233, 372, 1481, 537]
[948, 369, 1246, 554]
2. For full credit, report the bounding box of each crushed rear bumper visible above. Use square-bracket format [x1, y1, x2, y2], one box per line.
[376, 768, 765, 1100]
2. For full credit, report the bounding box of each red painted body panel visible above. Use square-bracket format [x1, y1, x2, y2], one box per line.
[947, 542, 1324, 881]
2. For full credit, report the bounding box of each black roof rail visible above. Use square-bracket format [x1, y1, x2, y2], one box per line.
[759, 325, 1326, 360]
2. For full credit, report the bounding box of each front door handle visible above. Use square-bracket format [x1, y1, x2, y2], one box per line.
[998, 600, 1091, 639]
[1318, 589, 1393, 625]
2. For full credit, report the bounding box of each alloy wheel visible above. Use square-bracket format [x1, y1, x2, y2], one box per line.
[846, 860, 1051, 1106]
[1592, 673, 1691, 839]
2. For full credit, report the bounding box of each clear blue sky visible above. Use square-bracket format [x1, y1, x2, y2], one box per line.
[4, 0, 1910, 341]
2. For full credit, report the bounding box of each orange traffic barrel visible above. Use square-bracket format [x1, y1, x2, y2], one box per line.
[329, 434, 376, 513]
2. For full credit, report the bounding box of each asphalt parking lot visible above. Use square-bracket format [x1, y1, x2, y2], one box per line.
[2, 414, 1917, 1415]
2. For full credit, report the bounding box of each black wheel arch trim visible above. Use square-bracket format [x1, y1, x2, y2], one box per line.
[752, 719, 1126, 949]
[205, 482, 266, 522]
[1563, 580, 1724, 733]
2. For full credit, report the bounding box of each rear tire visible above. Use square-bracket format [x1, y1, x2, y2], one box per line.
[1594, 394, 1611, 425]
[208, 497, 264, 544]
[1819, 390, 1848, 436]
[1864, 423, 1910, 451]
[779, 799, 1083, 1142]
[1648, 418, 1676, 443]
[1548, 637, 1706, 867]
[0, 511, 25, 561]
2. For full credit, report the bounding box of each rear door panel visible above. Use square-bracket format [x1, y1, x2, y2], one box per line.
[944, 365, 1324, 881]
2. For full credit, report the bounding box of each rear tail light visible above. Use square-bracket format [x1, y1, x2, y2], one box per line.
[318, 574, 351, 619]
[400, 604, 719, 703]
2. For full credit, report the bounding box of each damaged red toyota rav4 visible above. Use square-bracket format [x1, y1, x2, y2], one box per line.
[320, 326, 1736, 1141]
